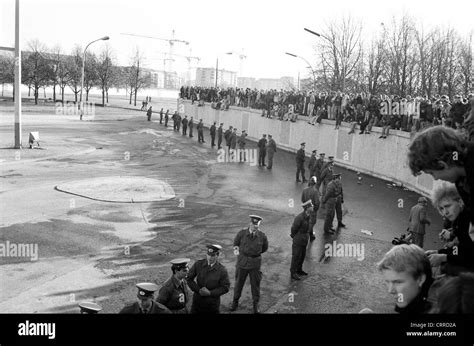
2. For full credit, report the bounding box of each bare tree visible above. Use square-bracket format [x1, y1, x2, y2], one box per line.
[49, 45, 65, 102]
[22, 40, 53, 104]
[366, 32, 388, 95]
[56, 54, 71, 103]
[0, 54, 15, 98]
[83, 51, 99, 102]
[66, 46, 83, 103]
[96, 45, 115, 106]
[384, 15, 417, 96]
[130, 48, 152, 106]
[445, 28, 460, 98]
[458, 31, 472, 96]
[316, 16, 363, 92]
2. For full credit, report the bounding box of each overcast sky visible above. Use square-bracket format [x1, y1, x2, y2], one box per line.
[1, 0, 472, 81]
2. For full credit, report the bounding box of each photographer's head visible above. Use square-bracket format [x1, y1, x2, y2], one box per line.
[377, 244, 432, 310]
[431, 182, 464, 222]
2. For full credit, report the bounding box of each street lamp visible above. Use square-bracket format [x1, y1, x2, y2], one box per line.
[215, 52, 233, 88]
[285, 52, 316, 90]
[79, 36, 109, 120]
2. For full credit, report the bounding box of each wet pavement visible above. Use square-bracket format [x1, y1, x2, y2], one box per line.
[0, 100, 445, 313]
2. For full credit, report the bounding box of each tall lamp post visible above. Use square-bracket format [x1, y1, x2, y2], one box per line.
[215, 52, 234, 88]
[285, 52, 316, 90]
[79, 36, 109, 120]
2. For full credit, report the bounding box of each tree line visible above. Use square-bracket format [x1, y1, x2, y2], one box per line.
[0, 40, 152, 106]
[309, 14, 472, 98]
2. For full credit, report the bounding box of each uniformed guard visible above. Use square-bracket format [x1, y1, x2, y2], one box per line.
[210, 122, 217, 147]
[176, 112, 182, 132]
[308, 150, 318, 177]
[321, 155, 335, 172]
[230, 215, 269, 314]
[164, 109, 169, 127]
[146, 106, 152, 121]
[296, 142, 307, 183]
[322, 173, 346, 234]
[172, 111, 178, 131]
[119, 283, 171, 314]
[238, 130, 248, 162]
[157, 258, 191, 313]
[186, 245, 230, 314]
[189, 117, 194, 137]
[315, 153, 325, 182]
[290, 201, 313, 280]
[258, 134, 267, 167]
[224, 126, 233, 150]
[266, 135, 277, 170]
[181, 116, 188, 135]
[319, 162, 334, 202]
[159, 108, 164, 124]
[301, 176, 320, 241]
[197, 119, 205, 143]
[217, 123, 224, 149]
[78, 302, 102, 314]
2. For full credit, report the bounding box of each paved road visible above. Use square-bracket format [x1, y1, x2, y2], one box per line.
[0, 100, 444, 313]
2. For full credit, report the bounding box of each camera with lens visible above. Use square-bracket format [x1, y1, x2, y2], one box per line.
[392, 234, 411, 245]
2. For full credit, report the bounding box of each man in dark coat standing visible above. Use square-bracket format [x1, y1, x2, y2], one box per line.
[217, 123, 224, 149]
[290, 201, 313, 280]
[186, 245, 230, 314]
[258, 134, 267, 166]
[230, 215, 269, 314]
[172, 112, 178, 131]
[159, 108, 164, 124]
[181, 116, 188, 135]
[224, 126, 233, 151]
[188, 117, 194, 137]
[146, 106, 152, 121]
[308, 150, 318, 177]
[266, 134, 277, 169]
[315, 153, 325, 182]
[322, 173, 346, 233]
[164, 109, 169, 127]
[296, 142, 307, 183]
[176, 112, 181, 132]
[157, 258, 191, 313]
[210, 122, 217, 147]
[197, 119, 205, 143]
[301, 177, 320, 241]
[319, 162, 334, 200]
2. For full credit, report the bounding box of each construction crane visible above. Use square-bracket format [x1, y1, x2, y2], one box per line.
[155, 50, 200, 84]
[121, 31, 189, 88]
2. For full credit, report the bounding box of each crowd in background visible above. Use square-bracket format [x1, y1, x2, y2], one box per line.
[180, 86, 474, 141]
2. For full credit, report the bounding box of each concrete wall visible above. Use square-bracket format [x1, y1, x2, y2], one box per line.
[179, 100, 438, 197]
